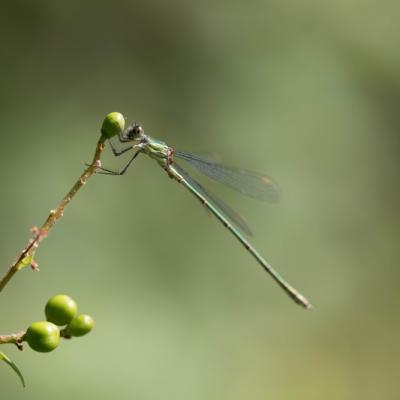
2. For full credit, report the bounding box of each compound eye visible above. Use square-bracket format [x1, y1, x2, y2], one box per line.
[135, 125, 144, 136]
[125, 126, 135, 140]
[124, 123, 144, 141]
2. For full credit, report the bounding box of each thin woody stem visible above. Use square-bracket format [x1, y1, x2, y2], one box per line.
[0, 328, 74, 346]
[0, 331, 25, 346]
[0, 134, 108, 292]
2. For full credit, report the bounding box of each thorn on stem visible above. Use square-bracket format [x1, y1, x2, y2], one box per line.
[30, 260, 40, 271]
[37, 231, 48, 242]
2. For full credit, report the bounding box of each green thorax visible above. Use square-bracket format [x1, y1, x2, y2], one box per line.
[142, 135, 170, 168]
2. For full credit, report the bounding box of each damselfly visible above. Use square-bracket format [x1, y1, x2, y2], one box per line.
[97, 122, 312, 309]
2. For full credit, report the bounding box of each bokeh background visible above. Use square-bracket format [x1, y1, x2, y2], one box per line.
[1, 1, 399, 399]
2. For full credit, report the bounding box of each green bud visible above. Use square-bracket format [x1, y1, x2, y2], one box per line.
[25, 321, 60, 353]
[101, 112, 125, 138]
[45, 294, 78, 326]
[66, 314, 95, 337]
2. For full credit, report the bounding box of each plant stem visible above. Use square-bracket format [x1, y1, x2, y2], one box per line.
[0, 328, 73, 346]
[0, 331, 25, 345]
[0, 134, 108, 292]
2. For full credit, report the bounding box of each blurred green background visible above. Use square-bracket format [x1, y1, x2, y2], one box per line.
[1, 0, 399, 399]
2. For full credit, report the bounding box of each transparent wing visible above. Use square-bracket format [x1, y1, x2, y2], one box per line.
[172, 163, 253, 236]
[174, 151, 280, 203]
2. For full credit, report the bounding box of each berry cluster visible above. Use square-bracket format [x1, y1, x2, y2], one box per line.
[25, 294, 94, 353]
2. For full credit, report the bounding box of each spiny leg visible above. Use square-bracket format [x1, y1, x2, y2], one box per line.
[84, 140, 133, 170]
[108, 139, 133, 157]
[94, 150, 140, 175]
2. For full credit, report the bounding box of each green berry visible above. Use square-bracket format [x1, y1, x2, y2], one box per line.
[66, 314, 94, 337]
[101, 112, 125, 138]
[45, 294, 78, 326]
[25, 321, 60, 353]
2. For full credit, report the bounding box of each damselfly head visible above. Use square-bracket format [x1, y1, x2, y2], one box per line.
[125, 123, 145, 141]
